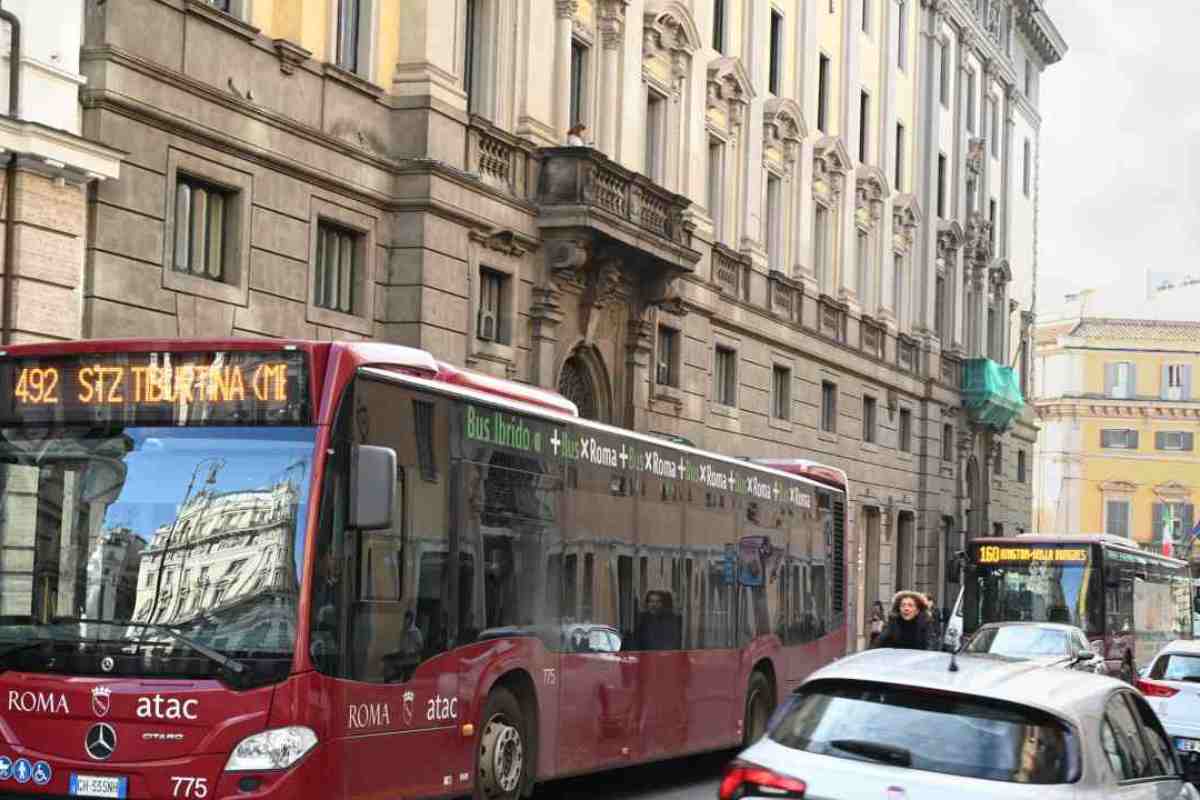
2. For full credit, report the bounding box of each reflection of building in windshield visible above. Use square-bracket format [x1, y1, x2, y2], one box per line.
[85, 526, 145, 619]
[132, 476, 299, 627]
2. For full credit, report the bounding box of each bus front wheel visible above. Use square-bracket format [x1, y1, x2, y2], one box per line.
[476, 688, 528, 800]
[743, 671, 772, 746]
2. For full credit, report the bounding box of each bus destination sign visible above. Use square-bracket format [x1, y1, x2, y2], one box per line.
[977, 545, 1089, 564]
[0, 351, 309, 426]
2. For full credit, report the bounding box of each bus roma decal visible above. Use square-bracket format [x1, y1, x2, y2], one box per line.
[347, 702, 391, 731]
[7, 691, 68, 715]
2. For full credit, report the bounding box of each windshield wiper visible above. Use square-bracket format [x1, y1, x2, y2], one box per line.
[830, 739, 913, 767]
[48, 618, 247, 677]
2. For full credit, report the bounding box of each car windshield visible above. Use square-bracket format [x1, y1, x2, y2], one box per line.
[0, 425, 315, 683]
[966, 626, 1073, 658]
[769, 680, 1077, 784]
[1150, 653, 1200, 683]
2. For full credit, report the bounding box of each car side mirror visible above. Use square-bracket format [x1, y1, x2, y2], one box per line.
[349, 445, 396, 529]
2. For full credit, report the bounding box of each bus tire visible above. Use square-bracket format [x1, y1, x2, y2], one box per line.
[476, 687, 528, 800]
[743, 671, 772, 746]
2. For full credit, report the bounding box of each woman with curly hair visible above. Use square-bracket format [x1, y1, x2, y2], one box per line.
[872, 590, 937, 650]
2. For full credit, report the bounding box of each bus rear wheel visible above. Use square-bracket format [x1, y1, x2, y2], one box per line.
[476, 688, 527, 800]
[743, 671, 772, 746]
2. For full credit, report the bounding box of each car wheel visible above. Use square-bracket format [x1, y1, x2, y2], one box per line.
[476, 688, 528, 800]
[743, 671, 772, 746]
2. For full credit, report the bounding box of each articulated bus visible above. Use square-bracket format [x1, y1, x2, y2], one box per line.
[962, 533, 1191, 680]
[0, 339, 848, 800]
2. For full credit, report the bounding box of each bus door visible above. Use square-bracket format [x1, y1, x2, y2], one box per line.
[314, 378, 466, 800]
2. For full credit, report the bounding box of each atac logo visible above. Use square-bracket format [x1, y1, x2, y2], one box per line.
[402, 691, 415, 726]
[91, 686, 111, 718]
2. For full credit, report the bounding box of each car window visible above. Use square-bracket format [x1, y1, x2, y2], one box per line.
[965, 626, 1071, 657]
[1122, 692, 1179, 778]
[1149, 653, 1200, 682]
[768, 680, 1077, 783]
[588, 629, 616, 653]
[1103, 694, 1151, 780]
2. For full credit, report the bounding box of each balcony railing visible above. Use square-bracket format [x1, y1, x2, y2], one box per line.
[962, 357, 1024, 430]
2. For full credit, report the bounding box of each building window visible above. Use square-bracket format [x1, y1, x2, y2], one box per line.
[856, 230, 869, 305]
[1105, 500, 1130, 538]
[570, 40, 588, 127]
[935, 274, 947, 340]
[1165, 363, 1191, 401]
[989, 97, 999, 157]
[769, 9, 784, 95]
[1022, 139, 1032, 196]
[821, 381, 837, 433]
[656, 326, 678, 387]
[314, 221, 360, 313]
[859, 90, 870, 163]
[939, 41, 949, 107]
[817, 55, 830, 133]
[897, 0, 908, 69]
[986, 304, 998, 361]
[708, 138, 725, 242]
[173, 176, 231, 281]
[988, 198, 997, 250]
[893, 254, 904, 325]
[942, 423, 953, 461]
[1024, 56, 1033, 98]
[1156, 431, 1195, 452]
[1153, 502, 1192, 551]
[645, 91, 666, 181]
[205, 0, 231, 11]
[771, 365, 791, 420]
[336, 0, 366, 75]
[966, 176, 977, 214]
[937, 154, 946, 217]
[862, 395, 877, 443]
[861, 0, 871, 34]
[898, 408, 912, 453]
[814, 204, 830, 286]
[993, 443, 1002, 475]
[477, 268, 509, 344]
[765, 174, 782, 268]
[1100, 428, 1138, 450]
[894, 122, 905, 192]
[1017, 449, 1026, 483]
[464, 0, 481, 113]
[714, 346, 737, 407]
[1106, 362, 1135, 399]
[966, 70, 976, 133]
[713, 0, 725, 52]
[1019, 336, 1030, 396]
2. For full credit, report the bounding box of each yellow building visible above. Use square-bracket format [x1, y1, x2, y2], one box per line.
[1034, 289, 1200, 558]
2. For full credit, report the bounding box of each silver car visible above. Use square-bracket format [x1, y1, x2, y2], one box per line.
[720, 648, 1199, 799]
[963, 621, 1105, 673]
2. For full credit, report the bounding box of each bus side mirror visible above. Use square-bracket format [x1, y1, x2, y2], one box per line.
[349, 445, 396, 530]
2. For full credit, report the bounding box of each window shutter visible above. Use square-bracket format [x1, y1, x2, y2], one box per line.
[1101, 429, 1112, 448]
[1156, 431, 1167, 450]
[1186, 432, 1196, 452]
[1129, 430, 1139, 449]
[1128, 363, 1138, 397]
[1104, 363, 1116, 397]
[1153, 503, 1165, 548]
[1162, 365, 1171, 400]
[1185, 505, 1196, 544]
[1185, 366, 1193, 400]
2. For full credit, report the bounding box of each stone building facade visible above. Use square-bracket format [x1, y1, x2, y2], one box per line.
[26, 0, 1065, 647]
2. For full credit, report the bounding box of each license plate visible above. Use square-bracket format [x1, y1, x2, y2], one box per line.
[70, 774, 128, 799]
[1176, 738, 1200, 753]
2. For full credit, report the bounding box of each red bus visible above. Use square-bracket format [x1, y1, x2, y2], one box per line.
[0, 339, 848, 799]
[962, 533, 1192, 680]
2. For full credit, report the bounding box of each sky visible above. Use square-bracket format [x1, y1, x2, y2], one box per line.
[1038, 1, 1200, 318]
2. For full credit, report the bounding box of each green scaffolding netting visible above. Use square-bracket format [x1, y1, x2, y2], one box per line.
[962, 358, 1025, 430]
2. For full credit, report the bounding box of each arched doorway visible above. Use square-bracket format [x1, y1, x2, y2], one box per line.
[557, 348, 611, 423]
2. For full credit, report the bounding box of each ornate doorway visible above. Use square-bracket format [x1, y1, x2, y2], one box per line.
[557, 349, 611, 423]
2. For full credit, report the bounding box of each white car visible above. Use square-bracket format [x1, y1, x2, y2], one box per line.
[720, 648, 1199, 799]
[1139, 640, 1200, 784]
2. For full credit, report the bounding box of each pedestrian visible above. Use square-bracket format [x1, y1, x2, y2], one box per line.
[566, 123, 588, 146]
[872, 590, 936, 650]
[924, 594, 942, 650]
[868, 601, 885, 647]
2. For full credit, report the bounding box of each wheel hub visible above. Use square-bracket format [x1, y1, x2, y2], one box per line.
[479, 715, 523, 797]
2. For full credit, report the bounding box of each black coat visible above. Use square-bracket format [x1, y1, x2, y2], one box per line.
[633, 611, 682, 651]
[873, 613, 936, 650]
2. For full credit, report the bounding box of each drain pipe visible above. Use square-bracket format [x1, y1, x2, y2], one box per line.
[0, 1, 20, 345]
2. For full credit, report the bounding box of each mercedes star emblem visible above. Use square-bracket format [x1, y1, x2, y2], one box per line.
[100, 656, 115, 673]
[84, 723, 117, 761]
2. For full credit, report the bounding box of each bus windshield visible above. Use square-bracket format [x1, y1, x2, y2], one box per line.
[0, 425, 314, 682]
[967, 556, 1101, 635]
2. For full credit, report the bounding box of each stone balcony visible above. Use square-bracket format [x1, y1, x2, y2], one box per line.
[534, 147, 701, 283]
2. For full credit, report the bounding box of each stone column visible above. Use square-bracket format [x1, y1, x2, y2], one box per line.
[597, 2, 627, 157]
[1001, 84, 1015, 261]
[917, 1, 945, 340]
[838, 0, 862, 306]
[625, 316, 654, 430]
[978, 59, 992, 220]
[554, 0, 580, 142]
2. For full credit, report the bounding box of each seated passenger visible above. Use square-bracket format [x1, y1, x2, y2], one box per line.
[632, 590, 682, 651]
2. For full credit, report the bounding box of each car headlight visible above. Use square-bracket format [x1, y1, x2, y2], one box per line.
[225, 726, 317, 772]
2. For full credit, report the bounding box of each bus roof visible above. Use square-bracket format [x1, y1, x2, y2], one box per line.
[751, 459, 848, 492]
[972, 532, 1188, 566]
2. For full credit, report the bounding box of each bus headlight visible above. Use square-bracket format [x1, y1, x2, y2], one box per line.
[225, 726, 317, 771]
